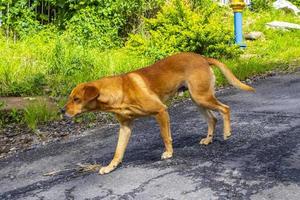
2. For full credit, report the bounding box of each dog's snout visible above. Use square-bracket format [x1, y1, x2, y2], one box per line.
[60, 107, 66, 114]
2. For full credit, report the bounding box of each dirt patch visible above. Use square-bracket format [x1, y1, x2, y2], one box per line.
[0, 95, 117, 159]
[0, 96, 56, 111]
[0, 112, 117, 159]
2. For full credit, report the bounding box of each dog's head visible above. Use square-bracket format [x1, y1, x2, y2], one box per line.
[61, 83, 99, 118]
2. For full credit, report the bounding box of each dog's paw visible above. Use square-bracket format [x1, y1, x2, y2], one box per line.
[199, 138, 212, 145]
[161, 151, 173, 160]
[99, 166, 115, 175]
[223, 132, 232, 140]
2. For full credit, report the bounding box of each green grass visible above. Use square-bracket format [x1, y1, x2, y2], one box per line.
[0, 101, 4, 109]
[0, 31, 153, 97]
[214, 10, 300, 86]
[24, 101, 59, 130]
[243, 9, 300, 61]
[0, 99, 57, 131]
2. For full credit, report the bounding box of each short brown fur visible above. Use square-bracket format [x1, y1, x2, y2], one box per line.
[63, 52, 255, 174]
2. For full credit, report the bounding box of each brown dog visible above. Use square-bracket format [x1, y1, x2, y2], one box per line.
[62, 52, 255, 174]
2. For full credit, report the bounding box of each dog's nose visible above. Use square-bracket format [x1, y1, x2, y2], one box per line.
[60, 107, 66, 114]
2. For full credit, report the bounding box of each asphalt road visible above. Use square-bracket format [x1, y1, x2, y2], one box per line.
[1, 72, 300, 200]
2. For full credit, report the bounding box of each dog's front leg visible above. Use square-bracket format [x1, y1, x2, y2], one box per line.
[99, 118, 132, 175]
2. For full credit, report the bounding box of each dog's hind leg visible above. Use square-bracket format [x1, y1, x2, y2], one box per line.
[192, 93, 231, 141]
[155, 109, 173, 159]
[197, 107, 217, 145]
[187, 75, 231, 142]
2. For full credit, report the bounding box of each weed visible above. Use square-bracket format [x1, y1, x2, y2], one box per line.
[74, 113, 97, 124]
[0, 108, 23, 128]
[10, 109, 23, 124]
[0, 101, 5, 109]
[24, 101, 58, 130]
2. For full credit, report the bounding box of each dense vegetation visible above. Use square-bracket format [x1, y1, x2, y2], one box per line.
[0, 0, 165, 46]
[0, 0, 300, 129]
[0, 0, 240, 97]
[127, 0, 241, 59]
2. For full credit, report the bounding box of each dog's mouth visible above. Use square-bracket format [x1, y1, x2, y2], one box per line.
[63, 108, 88, 118]
[61, 105, 84, 118]
[64, 112, 75, 118]
[60, 108, 78, 118]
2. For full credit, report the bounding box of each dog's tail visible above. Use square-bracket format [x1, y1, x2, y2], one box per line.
[205, 57, 255, 92]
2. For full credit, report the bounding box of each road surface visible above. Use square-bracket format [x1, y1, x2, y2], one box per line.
[1, 72, 300, 200]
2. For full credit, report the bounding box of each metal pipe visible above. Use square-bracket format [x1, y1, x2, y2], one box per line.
[234, 12, 244, 46]
[230, 0, 246, 48]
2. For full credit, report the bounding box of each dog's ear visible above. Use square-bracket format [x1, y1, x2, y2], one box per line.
[97, 91, 110, 104]
[83, 85, 99, 102]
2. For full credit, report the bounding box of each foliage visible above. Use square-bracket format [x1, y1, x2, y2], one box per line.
[0, 101, 5, 109]
[24, 101, 58, 130]
[46, 42, 153, 97]
[0, 30, 50, 96]
[0, 29, 153, 97]
[64, 6, 121, 49]
[0, 108, 23, 128]
[63, 0, 164, 49]
[249, 0, 272, 11]
[0, 71, 46, 96]
[189, 0, 215, 8]
[9, 108, 23, 123]
[292, 0, 300, 6]
[0, 0, 41, 38]
[126, 0, 241, 60]
[0, 0, 164, 48]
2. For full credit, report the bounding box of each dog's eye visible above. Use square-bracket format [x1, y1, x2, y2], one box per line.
[73, 97, 80, 102]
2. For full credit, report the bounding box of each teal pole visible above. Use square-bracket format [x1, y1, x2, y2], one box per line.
[234, 12, 246, 48]
[230, 0, 246, 48]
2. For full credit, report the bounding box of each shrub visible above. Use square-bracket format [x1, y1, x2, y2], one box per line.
[126, 0, 241, 60]
[0, 0, 41, 38]
[64, 6, 122, 49]
[289, 0, 300, 7]
[249, 0, 273, 11]
[0, 108, 23, 128]
[63, 0, 164, 49]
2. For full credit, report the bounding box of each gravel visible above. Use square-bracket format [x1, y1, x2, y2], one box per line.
[0, 113, 117, 159]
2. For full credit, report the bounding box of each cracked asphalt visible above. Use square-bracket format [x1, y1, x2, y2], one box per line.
[1, 72, 300, 200]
